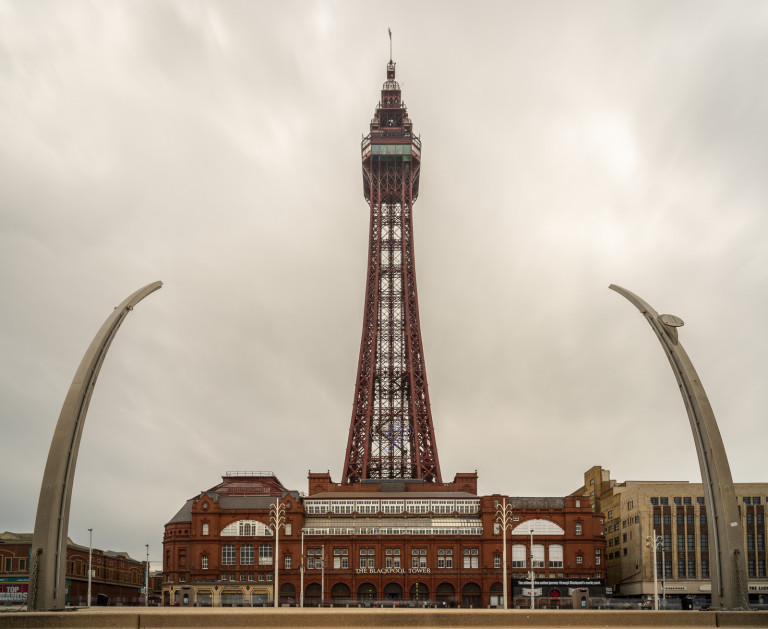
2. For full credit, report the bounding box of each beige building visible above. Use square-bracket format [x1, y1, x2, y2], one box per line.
[573, 466, 768, 605]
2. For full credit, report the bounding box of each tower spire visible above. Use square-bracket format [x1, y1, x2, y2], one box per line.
[342, 60, 441, 484]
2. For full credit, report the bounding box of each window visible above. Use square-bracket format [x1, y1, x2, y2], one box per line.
[678, 559, 685, 577]
[531, 545, 545, 568]
[660, 497, 669, 506]
[575, 499, 581, 507]
[653, 514, 661, 525]
[674, 497, 682, 505]
[697, 497, 705, 505]
[285, 555, 291, 569]
[677, 515, 684, 526]
[549, 544, 563, 568]
[258, 545, 273, 566]
[754, 497, 762, 505]
[651, 497, 659, 506]
[683, 497, 692, 505]
[748, 560, 756, 578]
[494, 554, 501, 569]
[744, 497, 752, 505]
[19, 559, 26, 571]
[665, 560, 672, 578]
[593, 548, 600, 566]
[240, 545, 254, 565]
[759, 514, 764, 525]
[222, 545, 236, 566]
[575, 522, 582, 536]
[687, 535, 695, 552]
[437, 548, 452, 569]
[701, 534, 708, 551]
[202, 556, 208, 570]
[759, 560, 766, 578]
[747, 514, 754, 525]
[663, 534, 671, 551]
[747, 534, 755, 551]
[758, 534, 765, 551]
[686, 514, 694, 526]
[663, 514, 671, 526]
[700, 514, 707, 525]
[463, 548, 479, 569]
[512, 544, 526, 568]
[202, 523, 209, 536]
[285, 523, 292, 536]
[576, 554, 583, 565]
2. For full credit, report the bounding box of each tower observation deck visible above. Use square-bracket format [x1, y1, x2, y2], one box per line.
[342, 60, 441, 484]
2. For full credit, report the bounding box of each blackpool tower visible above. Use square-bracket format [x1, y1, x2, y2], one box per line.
[342, 58, 441, 484]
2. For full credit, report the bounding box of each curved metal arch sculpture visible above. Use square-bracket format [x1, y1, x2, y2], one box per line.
[28, 281, 162, 611]
[609, 284, 747, 609]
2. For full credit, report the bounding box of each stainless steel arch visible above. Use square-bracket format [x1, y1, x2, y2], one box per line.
[609, 284, 747, 609]
[28, 281, 162, 611]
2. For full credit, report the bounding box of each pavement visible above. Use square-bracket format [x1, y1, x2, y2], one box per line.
[0, 608, 766, 629]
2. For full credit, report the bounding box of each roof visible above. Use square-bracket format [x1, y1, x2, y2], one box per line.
[304, 492, 478, 500]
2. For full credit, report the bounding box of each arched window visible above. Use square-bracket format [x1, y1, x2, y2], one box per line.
[357, 582, 376, 603]
[461, 582, 481, 608]
[532, 544, 545, 568]
[436, 582, 455, 606]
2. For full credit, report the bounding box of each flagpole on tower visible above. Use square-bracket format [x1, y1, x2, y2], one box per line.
[388, 28, 392, 62]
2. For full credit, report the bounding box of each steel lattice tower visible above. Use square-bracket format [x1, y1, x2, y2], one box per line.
[342, 59, 441, 484]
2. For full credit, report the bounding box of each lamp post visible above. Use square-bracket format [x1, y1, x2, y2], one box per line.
[320, 545, 325, 607]
[145, 544, 149, 607]
[300, 529, 305, 608]
[495, 499, 513, 609]
[646, 534, 662, 610]
[529, 529, 535, 610]
[87, 528, 92, 608]
[269, 498, 286, 608]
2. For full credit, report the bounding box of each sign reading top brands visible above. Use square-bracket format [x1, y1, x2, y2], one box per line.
[0, 583, 28, 604]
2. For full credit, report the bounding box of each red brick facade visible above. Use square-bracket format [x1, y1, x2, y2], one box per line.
[162, 473, 605, 608]
[0, 532, 146, 606]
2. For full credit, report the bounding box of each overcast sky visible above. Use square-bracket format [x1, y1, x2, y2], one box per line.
[2, 1, 767, 567]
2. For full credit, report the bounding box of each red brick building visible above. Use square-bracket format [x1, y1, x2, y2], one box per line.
[0, 532, 146, 606]
[162, 472, 605, 608]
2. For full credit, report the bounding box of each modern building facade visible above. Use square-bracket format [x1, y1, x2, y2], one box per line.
[0, 531, 146, 606]
[573, 466, 768, 606]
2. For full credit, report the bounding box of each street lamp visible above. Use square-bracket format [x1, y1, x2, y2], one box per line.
[320, 545, 325, 607]
[645, 534, 662, 610]
[269, 498, 286, 608]
[87, 528, 92, 608]
[145, 544, 149, 607]
[529, 528, 535, 610]
[495, 498, 513, 609]
[300, 529, 305, 608]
